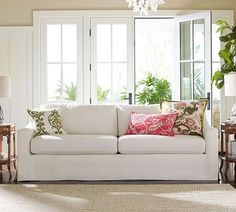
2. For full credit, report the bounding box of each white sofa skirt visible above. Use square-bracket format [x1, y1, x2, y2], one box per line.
[17, 154, 217, 181]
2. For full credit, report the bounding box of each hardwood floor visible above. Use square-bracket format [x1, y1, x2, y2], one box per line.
[0, 160, 235, 187]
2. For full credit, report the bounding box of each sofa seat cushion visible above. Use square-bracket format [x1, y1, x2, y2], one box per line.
[118, 135, 205, 154]
[31, 135, 118, 155]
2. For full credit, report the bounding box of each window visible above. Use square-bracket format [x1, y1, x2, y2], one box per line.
[41, 18, 83, 103]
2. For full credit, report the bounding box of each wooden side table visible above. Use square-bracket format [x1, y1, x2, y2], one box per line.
[0, 123, 16, 179]
[220, 122, 236, 175]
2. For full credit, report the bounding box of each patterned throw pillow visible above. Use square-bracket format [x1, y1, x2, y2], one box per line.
[161, 100, 207, 137]
[27, 109, 67, 137]
[126, 112, 178, 136]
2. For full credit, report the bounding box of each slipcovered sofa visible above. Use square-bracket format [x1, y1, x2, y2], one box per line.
[17, 104, 218, 181]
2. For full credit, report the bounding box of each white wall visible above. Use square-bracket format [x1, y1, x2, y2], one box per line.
[0, 0, 235, 26]
[0, 28, 33, 129]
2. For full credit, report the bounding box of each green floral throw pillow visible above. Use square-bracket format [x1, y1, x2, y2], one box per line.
[161, 100, 207, 137]
[27, 109, 67, 137]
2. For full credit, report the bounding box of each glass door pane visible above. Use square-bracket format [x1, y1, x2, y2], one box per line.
[180, 21, 191, 60]
[91, 18, 133, 104]
[135, 19, 174, 104]
[180, 62, 192, 100]
[193, 62, 205, 100]
[193, 19, 205, 60]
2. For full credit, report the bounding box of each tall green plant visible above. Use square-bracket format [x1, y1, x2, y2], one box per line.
[212, 20, 236, 89]
[136, 72, 172, 104]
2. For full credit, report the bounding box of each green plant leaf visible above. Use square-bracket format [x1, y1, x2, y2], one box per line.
[212, 70, 224, 81]
[216, 20, 228, 25]
[215, 80, 224, 89]
[219, 49, 232, 64]
[225, 42, 233, 51]
[220, 35, 230, 42]
[216, 25, 230, 33]
[212, 71, 224, 89]
[63, 82, 77, 101]
[220, 32, 236, 42]
[97, 85, 110, 102]
[136, 72, 171, 105]
[221, 64, 234, 73]
[56, 81, 77, 101]
[233, 24, 236, 32]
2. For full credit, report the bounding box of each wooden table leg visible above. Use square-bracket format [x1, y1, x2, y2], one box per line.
[0, 135, 2, 173]
[7, 135, 12, 179]
[225, 132, 229, 175]
[221, 131, 224, 157]
[220, 158, 224, 171]
[13, 133, 16, 170]
[220, 130, 224, 171]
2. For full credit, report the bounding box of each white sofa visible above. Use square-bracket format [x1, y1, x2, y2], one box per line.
[17, 104, 218, 181]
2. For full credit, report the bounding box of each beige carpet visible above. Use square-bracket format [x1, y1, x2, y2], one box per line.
[0, 184, 236, 212]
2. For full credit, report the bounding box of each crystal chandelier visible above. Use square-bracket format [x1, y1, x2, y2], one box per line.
[125, 0, 165, 15]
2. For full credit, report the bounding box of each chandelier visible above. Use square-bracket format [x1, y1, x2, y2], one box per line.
[125, 0, 165, 15]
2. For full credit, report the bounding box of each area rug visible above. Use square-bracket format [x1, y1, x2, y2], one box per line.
[0, 184, 236, 212]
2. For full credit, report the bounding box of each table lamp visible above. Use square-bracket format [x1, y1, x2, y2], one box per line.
[225, 73, 236, 123]
[0, 76, 10, 124]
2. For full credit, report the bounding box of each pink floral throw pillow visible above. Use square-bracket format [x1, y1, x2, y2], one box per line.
[161, 100, 207, 137]
[126, 113, 178, 136]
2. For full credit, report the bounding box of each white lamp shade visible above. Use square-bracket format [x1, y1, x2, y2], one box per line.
[0, 76, 10, 97]
[225, 73, 236, 97]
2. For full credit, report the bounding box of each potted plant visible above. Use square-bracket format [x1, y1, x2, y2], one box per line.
[212, 20, 236, 89]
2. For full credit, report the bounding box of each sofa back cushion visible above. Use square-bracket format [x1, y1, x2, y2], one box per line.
[44, 104, 118, 135]
[117, 105, 160, 136]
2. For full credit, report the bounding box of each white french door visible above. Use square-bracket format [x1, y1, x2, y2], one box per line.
[40, 18, 83, 104]
[175, 12, 212, 124]
[90, 18, 134, 104]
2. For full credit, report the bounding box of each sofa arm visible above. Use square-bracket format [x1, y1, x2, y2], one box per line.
[17, 127, 34, 158]
[203, 126, 218, 156]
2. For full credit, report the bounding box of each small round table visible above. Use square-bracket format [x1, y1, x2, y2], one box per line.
[0, 123, 16, 179]
[220, 122, 236, 176]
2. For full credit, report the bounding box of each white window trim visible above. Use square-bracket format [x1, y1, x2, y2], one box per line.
[33, 9, 234, 108]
